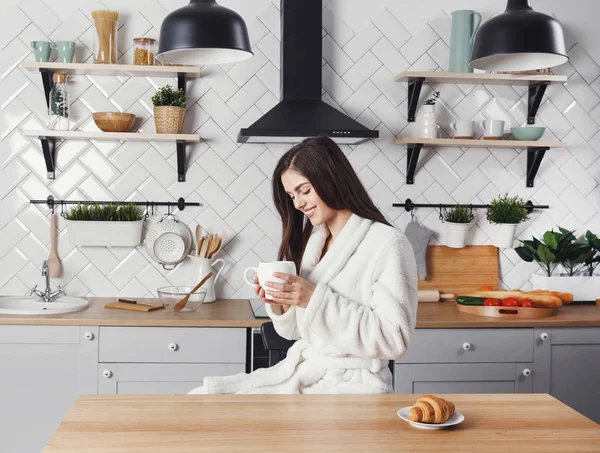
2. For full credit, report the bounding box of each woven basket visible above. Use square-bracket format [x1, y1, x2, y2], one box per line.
[154, 106, 185, 134]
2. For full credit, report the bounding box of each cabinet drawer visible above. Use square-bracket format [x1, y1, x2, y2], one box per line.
[399, 328, 533, 363]
[99, 327, 246, 363]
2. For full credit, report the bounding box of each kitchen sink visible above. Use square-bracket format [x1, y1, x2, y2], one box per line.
[0, 296, 89, 315]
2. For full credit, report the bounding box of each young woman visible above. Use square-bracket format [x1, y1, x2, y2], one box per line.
[189, 137, 418, 394]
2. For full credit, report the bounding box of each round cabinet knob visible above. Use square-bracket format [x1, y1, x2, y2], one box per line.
[84, 332, 94, 341]
[462, 342, 472, 351]
[168, 342, 178, 351]
[102, 370, 112, 378]
[522, 368, 532, 377]
[540, 332, 549, 341]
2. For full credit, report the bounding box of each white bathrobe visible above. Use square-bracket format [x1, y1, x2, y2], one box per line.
[189, 214, 418, 394]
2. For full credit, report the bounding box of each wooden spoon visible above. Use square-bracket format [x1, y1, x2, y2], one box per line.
[173, 272, 213, 312]
[200, 235, 210, 258]
[209, 236, 222, 259]
[195, 225, 202, 256]
[47, 213, 61, 278]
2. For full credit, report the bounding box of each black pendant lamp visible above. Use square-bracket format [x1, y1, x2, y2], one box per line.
[156, 0, 253, 65]
[470, 0, 568, 72]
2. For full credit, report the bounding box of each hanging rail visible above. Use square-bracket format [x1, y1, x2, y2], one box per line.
[30, 196, 200, 212]
[393, 198, 549, 213]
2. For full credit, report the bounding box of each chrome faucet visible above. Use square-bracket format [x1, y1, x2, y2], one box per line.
[31, 261, 63, 302]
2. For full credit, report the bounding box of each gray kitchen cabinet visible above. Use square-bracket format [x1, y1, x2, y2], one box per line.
[0, 325, 98, 453]
[97, 327, 247, 395]
[394, 362, 533, 394]
[533, 327, 600, 423]
[98, 363, 245, 394]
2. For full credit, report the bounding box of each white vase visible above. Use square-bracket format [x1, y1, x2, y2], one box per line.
[67, 220, 143, 247]
[530, 272, 600, 302]
[418, 104, 438, 138]
[489, 223, 518, 248]
[187, 256, 225, 303]
[445, 221, 472, 248]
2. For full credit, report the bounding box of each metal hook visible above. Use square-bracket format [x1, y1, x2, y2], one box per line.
[410, 208, 415, 222]
[167, 203, 171, 216]
[439, 204, 444, 222]
[144, 202, 149, 220]
[60, 201, 65, 218]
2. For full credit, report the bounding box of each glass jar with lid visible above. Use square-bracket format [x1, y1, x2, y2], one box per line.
[48, 72, 69, 131]
[133, 38, 156, 65]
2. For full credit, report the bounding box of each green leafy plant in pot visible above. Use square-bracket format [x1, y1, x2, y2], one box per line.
[152, 85, 188, 134]
[486, 194, 529, 248]
[442, 204, 474, 249]
[516, 227, 600, 302]
[65, 203, 145, 247]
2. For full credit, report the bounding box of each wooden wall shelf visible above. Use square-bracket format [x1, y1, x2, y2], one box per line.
[396, 137, 567, 187]
[23, 62, 200, 79]
[23, 131, 200, 181]
[395, 71, 567, 124]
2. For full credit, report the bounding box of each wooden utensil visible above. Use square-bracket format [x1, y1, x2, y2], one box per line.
[118, 298, 163, 308]
[199, 235, 210, 258]
[418, 290, 455, 302]
[209, 236, 222, 259]
[173, 272, 213, 312]
[47, 212, 61, 278]
[104, 302, 165, 312]
[195, 225, 202, 256]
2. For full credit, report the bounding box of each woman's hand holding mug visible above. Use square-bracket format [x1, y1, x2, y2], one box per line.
[263, 273, 315, 308]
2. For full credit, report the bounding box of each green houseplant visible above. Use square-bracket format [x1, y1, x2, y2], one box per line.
[486, 194, 529, 248]
[152, 85, 188, 134]
[442, 204, 474, 249]
[516, 227, 600, 302]
[65, 203, 145, 247]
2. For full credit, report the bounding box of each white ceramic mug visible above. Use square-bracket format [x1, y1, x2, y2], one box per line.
[244, 261, 297, 300]
[482, 119, 505, 138]
[450, 120, 474, 138]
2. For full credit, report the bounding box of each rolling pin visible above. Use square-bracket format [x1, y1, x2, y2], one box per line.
[418, 290, 455, 302]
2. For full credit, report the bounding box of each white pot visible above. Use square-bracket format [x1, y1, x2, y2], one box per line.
[418, 104, 438, 138]
[489, 223, 518, 248]
[531, 272, 600, 302]
[187, 256, 225, 303]
[67, 220, 143, 247]
[445, 221, 472, 248]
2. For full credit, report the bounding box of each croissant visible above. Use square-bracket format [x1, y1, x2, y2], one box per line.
[408, 395, 455, 424]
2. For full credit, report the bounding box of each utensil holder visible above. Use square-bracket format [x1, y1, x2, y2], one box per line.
[188, 256, 225, 303]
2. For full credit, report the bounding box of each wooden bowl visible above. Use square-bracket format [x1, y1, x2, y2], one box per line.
[93, 112, 136, 132]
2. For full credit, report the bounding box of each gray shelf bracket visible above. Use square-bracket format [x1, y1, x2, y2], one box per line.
[528, 81, 550, 124]
[176, 140, 186, 182]
[40, 136, 57, 179]
[178, 73, 187, 95]
[406, 143, 423, 184]
[40, 69, 54, 108]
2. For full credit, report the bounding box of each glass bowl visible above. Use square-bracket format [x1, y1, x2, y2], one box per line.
[157, 286, 207, 312]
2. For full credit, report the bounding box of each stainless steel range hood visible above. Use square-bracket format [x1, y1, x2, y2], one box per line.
[237, 0, 379, 145]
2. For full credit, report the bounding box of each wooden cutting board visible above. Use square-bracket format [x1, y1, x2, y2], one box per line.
[418, 245, 499, 296]
[104, 302, 165, 312]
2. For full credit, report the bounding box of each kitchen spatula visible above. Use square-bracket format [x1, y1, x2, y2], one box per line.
[47, 213, 61, 278]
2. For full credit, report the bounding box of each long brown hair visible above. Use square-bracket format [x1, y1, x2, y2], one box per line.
[272, 136, 391, 271]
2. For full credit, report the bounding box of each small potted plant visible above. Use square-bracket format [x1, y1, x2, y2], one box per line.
[65, 203, 144, 247]
[152, 84, 188, 134]
[442, 204, 474, 249]
[486, 194, 529, 248]
[418, 91, 440, 138]
[517, 228, 600, 301]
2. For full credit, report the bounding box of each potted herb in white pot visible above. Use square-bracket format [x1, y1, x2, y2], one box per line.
[65, 203, 144, 247]
[418, 91, 440, 138]
[442, 204, 474, 249]
[152, 84, 188, 134]
[517, 228, 600, 301]
[486, 194, 529, 248]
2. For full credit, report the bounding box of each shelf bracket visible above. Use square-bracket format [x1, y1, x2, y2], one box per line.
[526, 146, 549, 187]
[178, 73, 187, 95]
[40, 69, 54, 109]
[176, 140, 186, 182]
[40, 136, 56, 179]
[406, 143, 422, 184]
[527, 81, 550, 124]
[407, 77, 425, 122]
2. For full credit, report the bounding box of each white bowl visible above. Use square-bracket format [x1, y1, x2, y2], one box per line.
[157, 286, 207, 312]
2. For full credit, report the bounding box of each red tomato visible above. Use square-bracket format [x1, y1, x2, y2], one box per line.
[501, 297, 521, 307]
[521, 299, 534, 308]
[484, 299, 502, 306]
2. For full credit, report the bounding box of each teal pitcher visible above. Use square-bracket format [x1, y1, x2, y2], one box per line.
[449, 10, 482, 73]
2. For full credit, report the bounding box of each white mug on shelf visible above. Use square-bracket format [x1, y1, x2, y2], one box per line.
[244, 261, 297, 300]
[450, 120, 474, 139]
[482, 119, 505, 139]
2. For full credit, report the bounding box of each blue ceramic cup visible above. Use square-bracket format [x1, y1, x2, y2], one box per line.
[31, 41, 51, 62]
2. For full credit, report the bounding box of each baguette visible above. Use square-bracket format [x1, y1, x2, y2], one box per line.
[467, 290, 562, 308]
[527, 290, 573, 304]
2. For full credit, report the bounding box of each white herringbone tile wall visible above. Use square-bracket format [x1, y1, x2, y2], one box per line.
[1, 0, 599, 298]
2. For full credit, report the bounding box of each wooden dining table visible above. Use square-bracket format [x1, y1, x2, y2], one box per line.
[43, 393, 599, 452]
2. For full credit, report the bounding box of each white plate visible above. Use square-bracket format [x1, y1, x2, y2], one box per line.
[397, 406, 464, 430]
